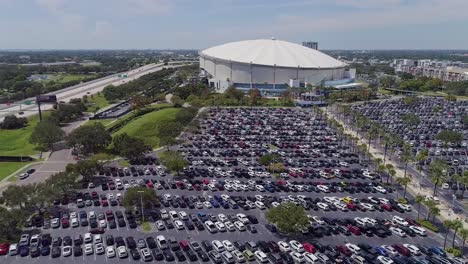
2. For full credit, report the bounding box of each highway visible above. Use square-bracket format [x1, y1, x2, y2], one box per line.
[0, 62, 177, 122]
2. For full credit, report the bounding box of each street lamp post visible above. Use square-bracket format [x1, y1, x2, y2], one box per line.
[138, 190, 144, 223]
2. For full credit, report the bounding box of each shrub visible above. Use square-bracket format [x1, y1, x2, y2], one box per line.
[397, 198, 408, 204]
[446, 247, 462, 257]
[416, 219, 439, 233]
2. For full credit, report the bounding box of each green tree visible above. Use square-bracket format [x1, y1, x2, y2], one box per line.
[451, 220, 463, 248]
[0, 207, 24, 243]
[459, 229, 468, 253]
[443, 220, 454, 249]
[29, 121, 65, 151]
[0, 115, 27, 129]
[400, 143, 413, 178]
[396, 176, 412, 199]
[416, 149, 429, 172]
[247, 89, 262, 106]
[436, 130, 463, 146]
[66, 123, 112, 155]
[259, 153, 281, 166]
[401, 113, 420, 127]
[414, 195, 425, 219]
[429, 159, 448, 196]
[265, 202, 309, 234]
[131, 95, 152, 112]
[66, 159, 102, 182]
[160, 151, 187, 176]
[113, 133, 151, 159]
[122, 187, 159, 211]
[171, 95, 184, 108]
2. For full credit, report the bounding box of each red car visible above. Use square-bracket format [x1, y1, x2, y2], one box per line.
[179, 240, 189, 251]
[61, 218, 69, 228]
[146, 181, 154, 188]
[405, 218, 420, 226]
[194, 184, 201, 191]
[381, 203, 393, 211]
[347, 203, 357, 210]
[392, 244, 410, 257]
[89, 228, 105, 234]
[347, 225, 361, 235]
[0, 243, 10, 255]
[303, 243, 316, 253]
[101, 200, 109, 207]
[335, 245, 352, 257]
[91, 191, 98, 199]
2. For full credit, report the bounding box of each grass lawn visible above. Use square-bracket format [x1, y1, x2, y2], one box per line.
[86, 119, 115, 127]
[86, 93, 111, 112]
[113, 108, 181, 148]
[141, 222, 152, 232]
[0, 161, 33, 181]
[43, 73, 96, 84]
[0, 112, 51, 156]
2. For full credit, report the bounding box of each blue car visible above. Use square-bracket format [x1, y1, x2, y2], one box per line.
[429, 247, 446, 257]
[375, 247, 389, 257]
[210, 200, 220, 208]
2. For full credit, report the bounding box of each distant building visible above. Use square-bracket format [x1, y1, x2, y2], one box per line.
[302, 41, 318, 50]
[393, 59, 468, 81]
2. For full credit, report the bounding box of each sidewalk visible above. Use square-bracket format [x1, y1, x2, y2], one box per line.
[325, 107, 468, 230]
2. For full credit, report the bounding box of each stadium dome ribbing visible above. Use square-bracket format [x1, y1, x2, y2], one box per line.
[199, 39, 348, 92]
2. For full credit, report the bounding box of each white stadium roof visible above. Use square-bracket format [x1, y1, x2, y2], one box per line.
[200, 39, 346, 69]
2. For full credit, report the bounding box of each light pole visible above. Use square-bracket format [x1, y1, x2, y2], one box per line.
[138, 190, 144, 223]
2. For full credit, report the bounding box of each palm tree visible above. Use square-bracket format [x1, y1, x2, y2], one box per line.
[374, 158, 383, 173]
[430, 205, 440, 222]
[400, 143, 413, 178]
[459, 228, 468, 253]
[377, 164, 386, 183]
[396, 176, 412, 199]
[429, 159, 448, 196]
[451, 220, 463, 248]
[443, 220, 454, 249]
[424, 199, 437, 220]
[416, 149, 429, 173]
[367, 125, 380, 162]
[453, 171, 468, 198]
[385, 164, 395, 184]
[414, 195, 425, 220]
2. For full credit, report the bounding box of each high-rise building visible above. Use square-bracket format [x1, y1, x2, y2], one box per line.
[302, 41, 318, 50]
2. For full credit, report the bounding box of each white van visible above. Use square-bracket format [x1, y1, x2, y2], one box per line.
[303, 252, 319, 264]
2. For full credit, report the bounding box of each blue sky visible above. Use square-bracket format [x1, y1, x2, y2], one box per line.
[0, 0, 467, 50]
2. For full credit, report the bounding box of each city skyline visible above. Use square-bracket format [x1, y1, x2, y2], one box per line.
[0, 0, 467, 50]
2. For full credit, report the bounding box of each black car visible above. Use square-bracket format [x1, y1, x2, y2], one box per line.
[186, 249, 198, 261]
[51, 246, 61, 258]
[41, 246, 50, 256]
[146, 237, 157, 249]
[27, 169, 35, 174]
[106, 235, 114, 246]
[265, 224, 277, 232]
[130, 248, 141, 260]
[52, 237, 62, 247]
[176, 251, 186, 261]
[73, 246, 83, 256]
[152, 249, 164, 260]
[198, 251, 210, 262]
[202, 240, 213, 251]
[163, 249, 175, 261]
[126, 237, 137, 249]
[30, 246, 40, 258]
[279, 252, 294, 264]
[19, 246, 29, 257]
[115, 236, 125, 247]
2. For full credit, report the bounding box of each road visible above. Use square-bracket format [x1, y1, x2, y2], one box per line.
[0, 63, 176, 122]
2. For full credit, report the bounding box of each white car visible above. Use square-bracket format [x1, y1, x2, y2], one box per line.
[254, 250, 268, 263]
[390, 227, 406, 237]
[377, 256, 394, 264]
[381, 245, 398, 256]
[222, 240, 235, 251]
[84, 244, 94, 255]
[374, 186, 387, 193]
[403, 244, 421, 255]
[278, 241, 291, 252]
[409, 225, 427, 236]
[255, 201, 266, 209]
[234, 221, 246, 231]
[84, 233, 92, 244]
[156, 235, 168, 250]
[345, 243, 361, 254]
[290, 252, 305, 263]
[215, 221, 226, 232]
[218, 214, 228, 222]
[316, 202, 329, 211]
[312, 216, 325, 225]
[397, 203, 412, 211]
[303, 252, 319, 264]
[95, 243, 104, 255]
[212, 240, 225, 252]
[62, 246, 72, 257]
[335, 203, 348, 211]
[71, 218, 79, 227]
[174, 220, 185, 230]
[99, 219, 107, 228]
[19, 173, 29, 180]
[225, 221, 235, 232]
[169, 211, 179, 220]
[317, 185, 330, 193]
[117, 246, 127, 258]
[178, 211, 188, 220]
[107, 193, 114, 200]
[94, 234, 102, 244]
[360, 203, 375, 211]
[289, 240, 304, 253]
[195, 202, 204, 208]
[363, 217, 377, 226]
[256, 185, 265, 192]
[232, 250, 246, 263]
[9, 244, 18, 256]
[392, 216, 409, 226]
[205, 221, 218, 233]
[236, 214, 249, 224]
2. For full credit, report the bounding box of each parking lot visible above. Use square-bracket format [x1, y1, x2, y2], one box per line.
[1, 108, 460, 264]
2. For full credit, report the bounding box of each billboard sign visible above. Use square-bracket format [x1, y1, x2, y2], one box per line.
[36, 95, 57, 103]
